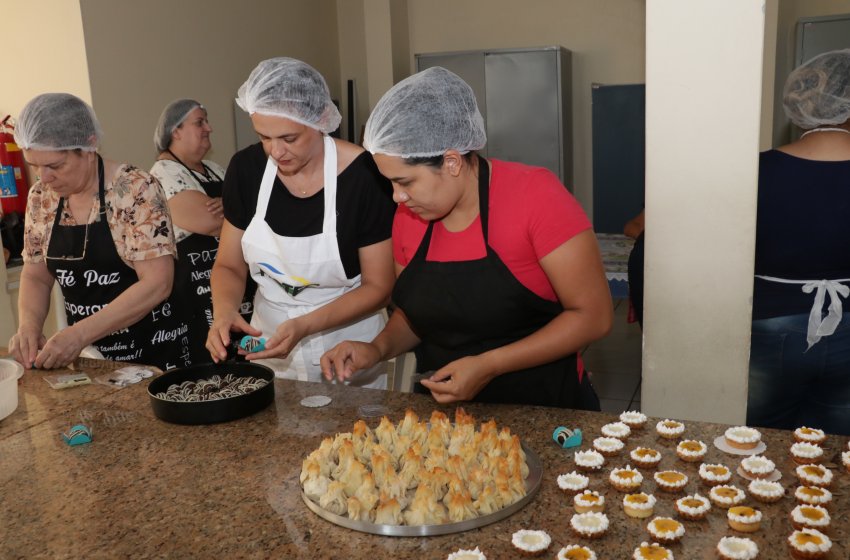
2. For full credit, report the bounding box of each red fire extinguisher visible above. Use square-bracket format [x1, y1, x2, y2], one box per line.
[0, 115, 30, 215]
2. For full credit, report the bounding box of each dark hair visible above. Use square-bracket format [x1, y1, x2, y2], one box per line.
[402, 151, 477, 169]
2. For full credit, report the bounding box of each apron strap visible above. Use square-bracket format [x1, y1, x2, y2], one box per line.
[321, 135, 338, 234]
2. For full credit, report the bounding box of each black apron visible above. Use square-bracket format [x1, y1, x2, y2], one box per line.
[46, 155, 191, 371]
[392, 156, 580, 408]
[166, 153, 254, 365]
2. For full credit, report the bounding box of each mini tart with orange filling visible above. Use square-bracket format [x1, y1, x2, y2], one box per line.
[609, 465, 643, 492]
[656, 419, 685, 439]
[569, 512, 609, 539]
[646, 517, 685, 543]
[709, 485, 746, 508]
[593, 436, 624, 457]
[574, 490, 605, 513]
[717, 536, 759, 560]
[620, 410, 648, 430]
[632, 542, 673, 560]
[727, 506, 762, 533]
[740, 455, 776, 479]
[793, 426, 826, 445]
[511, 530, 552, 557]
[556, 545, 597, 560]
[790, 442, 824, 465]
[674, 493, 711, 520]
[787, 528, 831, 559]
[794, 485, 832, 506]
[698, 463, 732, 486]
[747, 479, 784, 503]
[653, 470, 688, 492]
[790, 504, 830, 532]
[675, 439, 707, 462]
[724, 426, 761, 450]
[623, 492, 657, 519]
[630, 447, 662, 469]
[795, 464, 833, 488]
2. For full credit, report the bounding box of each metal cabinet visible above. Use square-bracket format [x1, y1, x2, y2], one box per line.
[416, 46, 572, 187]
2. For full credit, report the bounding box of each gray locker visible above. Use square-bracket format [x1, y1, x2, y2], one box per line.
[416, 46, 572, 187]
[796, 13, 850, 66]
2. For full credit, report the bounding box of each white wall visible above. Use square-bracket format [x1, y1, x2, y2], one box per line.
[642, 0, 768, 423]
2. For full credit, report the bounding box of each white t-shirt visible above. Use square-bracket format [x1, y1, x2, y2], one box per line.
[149, 158, 225, 242]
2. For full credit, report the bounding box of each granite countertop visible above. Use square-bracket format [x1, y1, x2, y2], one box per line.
[0, 360, 847, 559]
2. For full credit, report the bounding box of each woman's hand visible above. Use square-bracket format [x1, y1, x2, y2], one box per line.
[33, 326, 87, 369]
[206, 196, 224, 219]
[206, 311, 261, 363]
[246, 317, 308, 361]
[320, 341, 382, 382]
[419, 355, 495, 404]
[9, 326, 47, 369]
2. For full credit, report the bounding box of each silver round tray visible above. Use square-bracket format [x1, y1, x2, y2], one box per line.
[301, 443, 542, 537]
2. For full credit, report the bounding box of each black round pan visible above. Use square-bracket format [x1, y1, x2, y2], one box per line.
[148, 361, 274, 425]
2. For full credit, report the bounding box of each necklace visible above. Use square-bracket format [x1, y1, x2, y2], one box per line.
[800, 127, 850, 138]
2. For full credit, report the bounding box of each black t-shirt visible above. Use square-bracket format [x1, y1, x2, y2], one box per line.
[223, 142, 395, 279]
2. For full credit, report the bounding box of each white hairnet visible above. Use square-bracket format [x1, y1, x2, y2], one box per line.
[154, 99, 204, 152]
[363, 67, 486, 159]
[235, 57, 341, 134]
[14, 93, 101, 152]
[783, 48, 850, 130]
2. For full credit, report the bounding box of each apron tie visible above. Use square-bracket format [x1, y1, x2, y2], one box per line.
[756, 275, 850, 349]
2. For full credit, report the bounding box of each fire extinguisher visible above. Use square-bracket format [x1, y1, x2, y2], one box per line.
[0, 115, 30, 215]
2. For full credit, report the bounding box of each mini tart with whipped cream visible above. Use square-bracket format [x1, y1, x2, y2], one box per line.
[593, 436, 625, 457]
[600, 421, 631, 440]
[656, 419, 685, 439]
[623, 492, 657, 519]
[633, 542, 673, 560]
[727, 506, 762, 533]
[574, 449, 605, 472]
[790, 504, 830, 532]
[557, 471, 590, 494]
[724, 426, 761, 450]
[740, 455, 776, 479]
[717, 536, 759, 560]
[709, 485, 746, 508]
[511, 530, 551, 557]
[699, 463, 732, 486]
[646, 516, 685, 544]
[842, 450, 850, 473]
[790, 442, 824, 465]
[654, 470, 688, 492]
[630, 447, 662, 469]
[609, 465, 643, 492]
[793, 427, 826, 445]
[674, 493, 711, 520]
[574, 490, 605, 513]
[620, 410, 648, 429]
[787, 528, 831, 560]
[795, 485, 832, 506]
[676, 439, 707, 462]
[556, 545, 597, 560]
[569, 512, 609, 539]
[747, 479, 784, 503]
[795, 464, 833, 488]
[447, 547, 487, 560]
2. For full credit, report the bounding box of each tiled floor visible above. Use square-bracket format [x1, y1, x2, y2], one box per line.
[582, 299, 643, 414]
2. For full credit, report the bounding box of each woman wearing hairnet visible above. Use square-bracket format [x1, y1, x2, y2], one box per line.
[150, 99, 253, 364]
[321, 67, 613, 407]
[749, 49, 850, 435]
[207, 58, 395, 387]
[8, 93, 190, 371]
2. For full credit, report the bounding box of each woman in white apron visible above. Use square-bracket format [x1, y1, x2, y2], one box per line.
[207, 58, 395, 388]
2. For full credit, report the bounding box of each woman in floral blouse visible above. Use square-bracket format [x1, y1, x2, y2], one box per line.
[8, 93, 191, 371]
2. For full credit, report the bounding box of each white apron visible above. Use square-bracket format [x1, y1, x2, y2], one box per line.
[241, 135, 386, 387]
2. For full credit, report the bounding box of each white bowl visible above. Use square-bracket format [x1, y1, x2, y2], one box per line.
[0, 359, 24, 422]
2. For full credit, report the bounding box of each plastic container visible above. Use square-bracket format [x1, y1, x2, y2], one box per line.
[0, 359, 24, 422]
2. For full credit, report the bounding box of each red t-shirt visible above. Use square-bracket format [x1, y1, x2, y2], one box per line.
[393, 159, 592, 301]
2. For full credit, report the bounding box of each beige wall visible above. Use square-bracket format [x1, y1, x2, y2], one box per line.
[78, 0, 340, 171]
[405, 0, 646, 214]
[0, 0, 92, 344]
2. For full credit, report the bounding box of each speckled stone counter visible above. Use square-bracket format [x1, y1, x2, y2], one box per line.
[0, 361, 847, 559]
